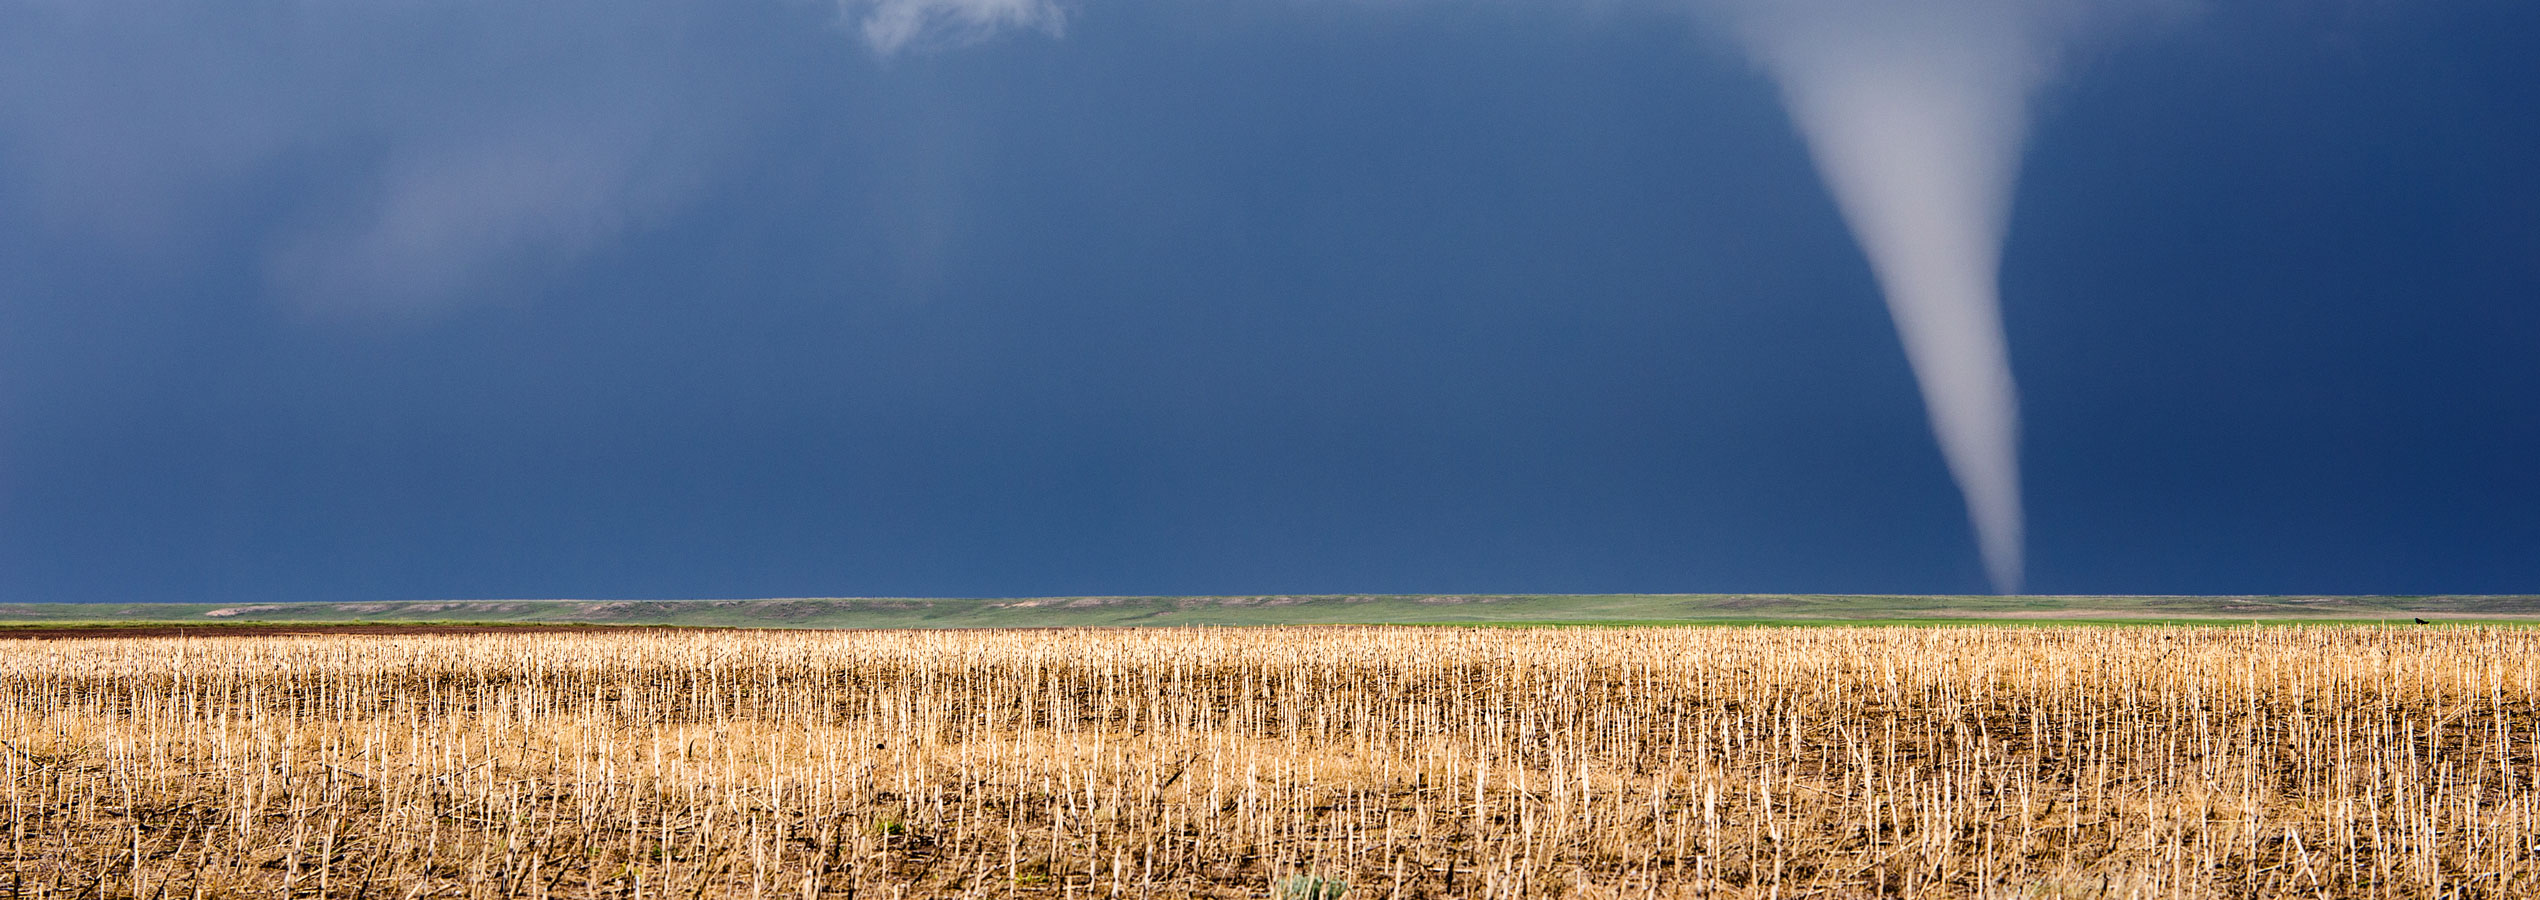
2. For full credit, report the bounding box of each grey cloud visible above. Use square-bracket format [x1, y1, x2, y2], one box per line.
[0, 0, 748, 318]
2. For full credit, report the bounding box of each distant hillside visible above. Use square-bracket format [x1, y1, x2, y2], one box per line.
[3, 594, 2537, 629]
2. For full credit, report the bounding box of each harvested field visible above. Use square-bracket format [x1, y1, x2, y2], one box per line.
[2, 626, 2535, 898]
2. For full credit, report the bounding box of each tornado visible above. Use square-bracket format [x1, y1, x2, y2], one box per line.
[1718, 0, 2091, 593]
[832, 0, 2109, 591]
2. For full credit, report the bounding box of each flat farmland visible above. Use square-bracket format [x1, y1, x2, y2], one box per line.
[3, 627, 2536, 898]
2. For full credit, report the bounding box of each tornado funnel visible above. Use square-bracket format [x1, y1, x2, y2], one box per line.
[1725, 3, 2062, 592]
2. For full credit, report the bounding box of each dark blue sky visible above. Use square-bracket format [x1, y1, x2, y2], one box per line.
[1, 0, 2533, 602]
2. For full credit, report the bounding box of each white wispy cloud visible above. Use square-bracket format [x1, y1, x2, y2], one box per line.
[846, 0, 1068, 55]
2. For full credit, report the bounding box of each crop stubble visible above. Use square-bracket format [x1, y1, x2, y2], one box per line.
[1, 626, 2534, 898]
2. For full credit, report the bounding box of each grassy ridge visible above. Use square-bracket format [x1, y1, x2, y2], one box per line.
[3, 593, 2537, 629]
